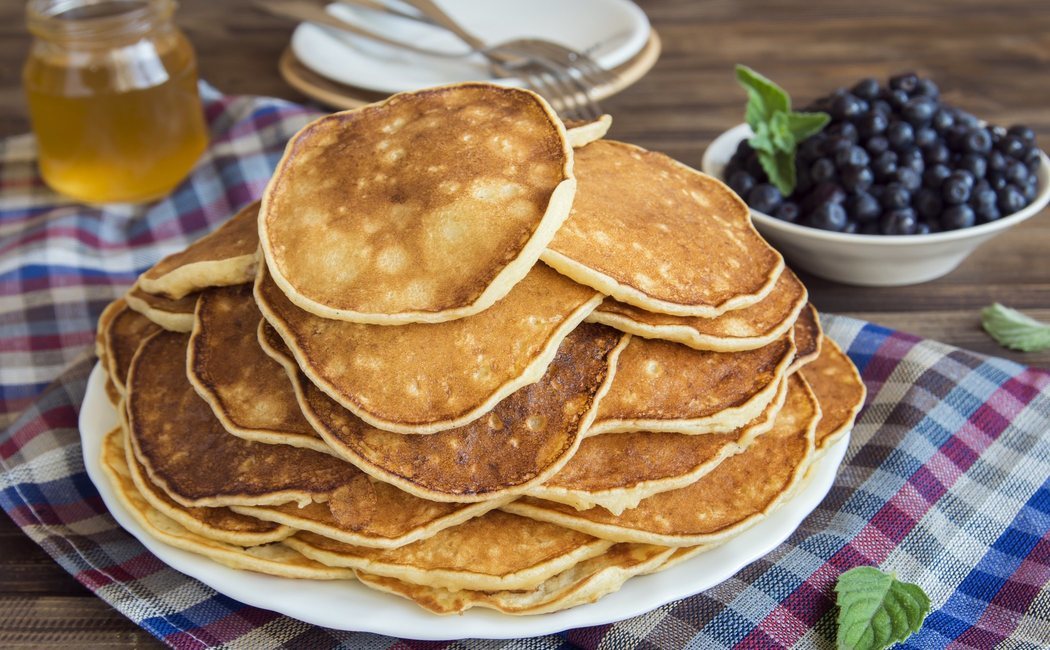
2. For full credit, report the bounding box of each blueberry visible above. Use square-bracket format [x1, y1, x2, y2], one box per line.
[989, 174, 1008, 191]
[827, 122, 860, 143]
[903, 96, 937, 125]
[830, 93, 868, 121]
[798, 136, 826, 163]
[811, 158, 837, 184]
[975, 203, 1001, 223]
[953, 109, 980, 129]
[1023, 178, 1039, 202]
[808, 202, 849, 231]
[896, 167, 922, 192]
[940, 204, 976, 230]
[923, 163, 952, 189]
[963, 128, 993, 155]
[886, 89, 910, 110]
[880, 207, 919, 235]
[1007, 124, 1036, 144]
[860, 221, 880, 235]
[931, 109, 955, 133]
[915, 126, 938, 148]
[840, 165, 875, 192]
[773, 201, 801, 223]
[915, 221, 933, 235]
[914, 188, 943, 220]
[970, 185, 997, 209]
[1024, 147, 1042, 173]
[745, 154, 764, 178]
[852, 78, 881, 100]
[882, 182, 911, 209]
[997, 184, 1027, 214]
[822, 136, 854, 157]
[946, 124, 971, 152]
[953, 169, 975, 187]
[923, 142, 951, 165]
[865, 136, 890, 155]
[914, 78, 940, 98]
[846, 191, 882, 222]
[998, 135, 1027, 158]
[728, 170, 757, 197]
[747, 183, 783, 214]
[836, 145, 871, 169]
[988, 150, 1008, 173]
[795, 163, 814, 195]
[898, 147, 925, 174]
[858, 111, 889, 138]
[1005, 159, 1030, 185]
[889, 72, 920, 93]
[872, 151, 899, 182]
[942, 175, 972, 204]
[887, 121, 915, 150]
[843, 220, 860, 234]
[871, 99, 894, 116]
[801, 182, 848, 214]
[958, 153, 987, 179]
[734, 140, 754, 158]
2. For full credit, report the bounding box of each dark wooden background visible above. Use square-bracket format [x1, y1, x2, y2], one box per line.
[1, 0, 1048, 645]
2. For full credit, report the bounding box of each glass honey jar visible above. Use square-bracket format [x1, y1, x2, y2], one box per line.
[23, 0, 208, 204]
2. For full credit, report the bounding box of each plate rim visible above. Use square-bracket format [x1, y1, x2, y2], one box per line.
[78, 361, 849, 640]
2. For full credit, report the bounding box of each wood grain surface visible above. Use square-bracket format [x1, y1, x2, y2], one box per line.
[1, 0, 1048, 645]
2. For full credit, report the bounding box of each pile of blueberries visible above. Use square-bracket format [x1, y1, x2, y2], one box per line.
[724, 73, 1043, 235]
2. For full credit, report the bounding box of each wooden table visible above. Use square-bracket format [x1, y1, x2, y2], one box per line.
[1, 0, 1048, 645]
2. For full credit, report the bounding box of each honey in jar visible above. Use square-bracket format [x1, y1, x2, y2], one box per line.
[23, 0, 208, 204]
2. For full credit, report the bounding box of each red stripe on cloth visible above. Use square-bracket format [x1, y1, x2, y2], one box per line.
[175, 608, 284, 648]
[0, 227, 126, 258]
[0, 330, 94, 353]
[8, 498, 104, 527]
[0, 404, 78, 460]
[76, 550, 169, 589]
[856, 332, 920, 397]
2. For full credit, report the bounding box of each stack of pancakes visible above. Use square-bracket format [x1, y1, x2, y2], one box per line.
[95, 83, 866, 616]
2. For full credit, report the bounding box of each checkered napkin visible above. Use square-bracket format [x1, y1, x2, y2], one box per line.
[1, 85, 1048, 649]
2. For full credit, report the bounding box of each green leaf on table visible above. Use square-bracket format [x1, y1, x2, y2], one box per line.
[835, 566, 931, 650]
[786, 111, 831, 142]
[736, 64, 790, 130]
[757, 149, 796, 196]
[981, 303, 1050, 352]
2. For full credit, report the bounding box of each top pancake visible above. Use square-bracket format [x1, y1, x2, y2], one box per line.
[138, 200, 260, 299]
[259, 83, 576, 324]
[589, 268, 807, 352]
[541, 140, 784, 317]
[256, 263, 601, 434]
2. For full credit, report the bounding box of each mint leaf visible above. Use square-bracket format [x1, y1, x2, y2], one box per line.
[757, 149, 796, 196]
[836, 566, 930, 650]
[749, 122, 777, 155]
[786, 111, 831, 142]
[736, 65, 790, 131]
[981, 303, 1050, 352]
[770, 112, 795, 153]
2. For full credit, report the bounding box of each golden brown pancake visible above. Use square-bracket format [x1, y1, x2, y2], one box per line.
[259, 83, 576, 324]
[285, 510, 612, 592]
[564, 114, 612, 148]
[589, 332, 796, 435]
[125, 330, 362, 508]
[100, 427, 356, 580]
[799, 338, 865, 455]
[124, 284, 197, 332]
[138, 200, 259, 299]
[101, 299, 161, 394]
[355, 542, 673, 615]
[267, 323, 629, 502]
[118, 426, 293, 546]
[529, 376, 789, 514]
[255, 263, 602, 434]
[789, 303, 823, 373]
[589, 268, 807, 352]
[504, 374, 820, 547]
[542, 140, 783, 317]
[187, 284, 330, 454]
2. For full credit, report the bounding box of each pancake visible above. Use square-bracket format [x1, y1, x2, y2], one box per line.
[589, 268, 807, 352]
[799, 338, 865, 455]
[187, 284, 331, 454]
[356, 542, 673, 616]
[99, 427, 356, 580]
[100, 299, 160, 395]
[125, 330, 362, 508]
[96, 299, 124, 404]
[589, 331, 796, 435]
[285, 510, 613, 592]
[529, 376, 790, 515]
[503, 374, 820, 547]
[255, 263, 602, 434]
[266, 322, 629, 502]
[788, 303, 823, 373]
[120, 426, 294, 546]
[124, 284, 196, 332]
[564, 114, 612, 148]
[541, 140, 784, 317]
[259, 83, 576, 324]
[138, 200, 260, 299]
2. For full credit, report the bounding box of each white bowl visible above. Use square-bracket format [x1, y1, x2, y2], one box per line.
[701, 123, 1050, 286]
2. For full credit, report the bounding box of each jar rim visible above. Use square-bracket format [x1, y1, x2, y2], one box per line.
[26, 0, 175, 41]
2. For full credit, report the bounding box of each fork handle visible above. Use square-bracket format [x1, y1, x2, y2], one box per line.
[399, 0, 486, 50]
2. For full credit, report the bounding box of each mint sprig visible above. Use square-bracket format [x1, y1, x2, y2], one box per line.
[735, 65, 830, 195]
[981, 303, 1050, 352]
[835, 566, 931, 650]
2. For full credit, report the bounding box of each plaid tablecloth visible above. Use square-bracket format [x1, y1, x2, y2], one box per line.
[1, 85, 1048, 649]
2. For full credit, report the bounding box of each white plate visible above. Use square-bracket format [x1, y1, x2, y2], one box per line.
[291, 0, 651, 93]
[79, 362, 849, 640]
